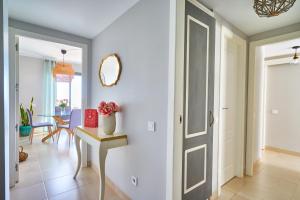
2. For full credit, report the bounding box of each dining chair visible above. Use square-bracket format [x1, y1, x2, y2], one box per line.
[55, 106, 71, 120]
[55, 106, 61, 116]
[57, 109, 81, 146]
[27, 109, 54, 144]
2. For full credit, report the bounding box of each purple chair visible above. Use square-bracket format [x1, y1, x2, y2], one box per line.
[61, 106, 71, 121]
[27, 109, 54, 144]
[55, 106, 71, 121]
[55, 106, 61, 116]
[57, 109, 81, 146]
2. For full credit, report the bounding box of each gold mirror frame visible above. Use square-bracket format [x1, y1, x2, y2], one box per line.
[98, 54, 122, 87]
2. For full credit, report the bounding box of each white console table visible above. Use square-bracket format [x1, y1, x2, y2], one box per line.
[73, 126, 128, 200]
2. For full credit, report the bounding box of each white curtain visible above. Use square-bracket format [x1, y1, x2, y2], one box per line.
[43, 60, 57, 118]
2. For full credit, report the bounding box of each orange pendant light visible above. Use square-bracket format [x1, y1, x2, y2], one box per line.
[53, 49, 75, 82]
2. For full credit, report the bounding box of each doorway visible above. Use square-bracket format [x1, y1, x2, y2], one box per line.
[246, 30, 300, 175]
[9, 28, 89, 189]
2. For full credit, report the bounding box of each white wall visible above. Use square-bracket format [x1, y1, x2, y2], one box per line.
[19, 56, 44, 114]
[265, 63, 300, 153]
[90, 0, 169, 199]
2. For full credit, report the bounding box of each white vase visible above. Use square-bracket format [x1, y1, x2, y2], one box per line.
[99, 113, 116, 135]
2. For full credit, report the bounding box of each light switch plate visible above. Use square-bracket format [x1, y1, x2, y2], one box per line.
[147, 121, 156, 132]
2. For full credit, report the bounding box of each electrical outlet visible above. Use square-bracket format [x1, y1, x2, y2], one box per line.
[147, 121, 156, 132]
[131, 176, 138, 186]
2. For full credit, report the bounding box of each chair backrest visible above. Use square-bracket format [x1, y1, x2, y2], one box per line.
[69, 109, 81, 129]
[61, 106, 72, 120]
[65, 106, 71, 115]
[55, 106, 61, 116]
[26, 109, 33, 126]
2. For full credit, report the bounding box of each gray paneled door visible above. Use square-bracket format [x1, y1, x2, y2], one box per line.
[182, 1, 215, 199]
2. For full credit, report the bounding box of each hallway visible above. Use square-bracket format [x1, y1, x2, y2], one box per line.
[219, 150, 300, 200]
[10, 132, 123, 200]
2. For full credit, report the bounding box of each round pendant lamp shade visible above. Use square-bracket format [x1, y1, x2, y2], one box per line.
[53, 62, 75, 82]
[253, 0, 296, 17]
[53, 49, 75, 82]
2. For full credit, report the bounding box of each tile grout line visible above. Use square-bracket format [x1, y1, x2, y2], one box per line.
[36, 139, 50, 200]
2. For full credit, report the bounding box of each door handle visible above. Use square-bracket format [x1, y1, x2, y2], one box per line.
[209, 111, 214, 127]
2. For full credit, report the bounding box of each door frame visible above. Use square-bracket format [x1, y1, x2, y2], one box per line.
[166, 0, 215, 199]
[217, 26, 246, 190]
[246, 30, 300, 175]
[9, 27, 89, 187]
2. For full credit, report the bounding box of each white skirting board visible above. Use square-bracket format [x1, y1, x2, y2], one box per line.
[89, 162, 131, 200]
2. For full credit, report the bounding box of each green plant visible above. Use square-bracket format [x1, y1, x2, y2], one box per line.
[20, 104, 29, 126]
[57, 99, 68, 109]
[29, 97, 34, 115]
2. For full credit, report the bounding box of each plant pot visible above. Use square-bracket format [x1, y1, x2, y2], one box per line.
[99, 113, 116, 135]
[19, 126, 32, 137]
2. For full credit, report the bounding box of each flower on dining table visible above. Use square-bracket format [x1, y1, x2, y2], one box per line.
[98, 101, 120, 116]
[57, 99, 68, 109]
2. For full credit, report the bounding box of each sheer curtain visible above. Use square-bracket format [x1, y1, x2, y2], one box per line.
[43, 60, 57, 118]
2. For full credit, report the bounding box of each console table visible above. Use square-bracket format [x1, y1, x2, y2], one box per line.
[73, 126, 128, 200]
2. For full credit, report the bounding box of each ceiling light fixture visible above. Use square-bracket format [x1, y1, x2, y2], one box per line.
[52, 49, 75, 82]
[253, 0, 296, 17]
[291, 46, 300, 65]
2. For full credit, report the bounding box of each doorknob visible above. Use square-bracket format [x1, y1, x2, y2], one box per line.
[209, 111, 214, 127]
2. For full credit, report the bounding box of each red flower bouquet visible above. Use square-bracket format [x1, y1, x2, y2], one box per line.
[98, 101, 120, 117]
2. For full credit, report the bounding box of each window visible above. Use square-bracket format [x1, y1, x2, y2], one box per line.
[71, 75, 82, 108]
[56, 74, 82, 108]
[56, 82, 70, 104]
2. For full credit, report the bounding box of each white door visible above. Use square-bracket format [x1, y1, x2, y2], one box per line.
[219, 27, 246, 185]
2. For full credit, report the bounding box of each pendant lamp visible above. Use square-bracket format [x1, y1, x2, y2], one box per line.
[291, 46, 300, 65]
[53, 49, 75, 82]
[253, 0, 296, 17]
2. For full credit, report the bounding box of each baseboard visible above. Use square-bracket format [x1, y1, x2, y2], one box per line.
[209, 191, 219, 200]
[90, 162, 131, 200]
[265, 146, 300, 157]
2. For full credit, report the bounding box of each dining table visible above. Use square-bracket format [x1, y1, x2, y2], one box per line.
[36, 112, 71, 143]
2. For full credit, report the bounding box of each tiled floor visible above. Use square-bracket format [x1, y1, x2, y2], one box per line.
[218, 150, 300, 200]
[10, 131, 122, 200]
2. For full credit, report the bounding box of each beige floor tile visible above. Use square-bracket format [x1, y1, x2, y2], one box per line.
[222, 177, 247, 193]
[231, 194, 255, 200]
[15, 170, 44, 189]
[217, 189, 235, 200]
[42, 163, 75, 181]
[10, 132, 124, 200]
[10, 183, 47, 200]
[44, 174, 86, 197]
[221, 150, 300, 200]
[49, 187, 86, 200]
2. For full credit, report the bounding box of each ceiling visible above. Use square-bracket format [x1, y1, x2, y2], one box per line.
[199, 0, 300, 36]
[264, 38, 300, 58]
[8, 0, 300, 38]
[19, 36, 82, 64]
[8, 0, 140, 38]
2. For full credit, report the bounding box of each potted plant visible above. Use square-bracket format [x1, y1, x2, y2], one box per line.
[19, 104, 31, 137]
[19, 97, 34, 137]
[98, 101, 120, 135]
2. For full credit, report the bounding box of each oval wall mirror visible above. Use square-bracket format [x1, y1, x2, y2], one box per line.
[99, 54, 122, 87]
